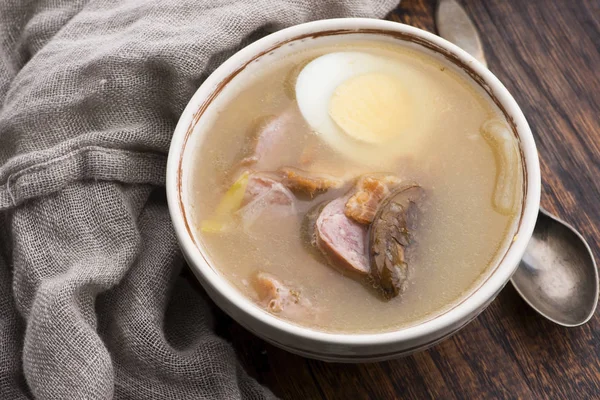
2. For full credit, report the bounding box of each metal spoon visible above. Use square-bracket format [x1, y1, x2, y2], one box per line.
[513, 208, 598, 326]
[435, 0, 599, 326]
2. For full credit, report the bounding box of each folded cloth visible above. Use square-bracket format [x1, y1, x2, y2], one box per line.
[0, 0, 398, 398]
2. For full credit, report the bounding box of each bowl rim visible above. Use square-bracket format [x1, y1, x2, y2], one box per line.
[166, 18, 541, 346]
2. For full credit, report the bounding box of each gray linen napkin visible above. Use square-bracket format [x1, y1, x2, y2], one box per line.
[0, 0, 398, 398]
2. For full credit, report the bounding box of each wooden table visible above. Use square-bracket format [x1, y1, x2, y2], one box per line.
[210, 0, 600, 398]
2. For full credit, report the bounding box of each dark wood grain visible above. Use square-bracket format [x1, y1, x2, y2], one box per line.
[196, 0, 600, 398]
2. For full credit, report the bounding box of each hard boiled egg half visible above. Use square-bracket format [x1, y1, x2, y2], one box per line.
[295, 51, 436, 166]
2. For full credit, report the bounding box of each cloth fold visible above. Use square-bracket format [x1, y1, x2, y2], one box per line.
[0, 0, 398, 398]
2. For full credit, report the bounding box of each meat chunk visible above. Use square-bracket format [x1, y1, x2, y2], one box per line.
[369, 184, 424, 299]
[253, 272, 314, 320]
[345, 174, 403, 224]
[241, 106, 305, 171]
[279, 167, 343, 196]
[241, 173, 283, 205]
[314, 196, 370, 275]
[237, 174, 296, 229]
[241, 114, 286, 166]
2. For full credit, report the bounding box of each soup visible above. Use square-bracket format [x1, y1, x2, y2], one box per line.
[190, 40, 523, 333]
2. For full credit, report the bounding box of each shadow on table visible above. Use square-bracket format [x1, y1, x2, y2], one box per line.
[188, 269, 595, 400]
[177, 0, 600, 396]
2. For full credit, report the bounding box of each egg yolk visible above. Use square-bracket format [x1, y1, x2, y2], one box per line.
[329, 73, 412, 144]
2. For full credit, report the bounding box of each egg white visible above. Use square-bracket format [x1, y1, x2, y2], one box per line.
[295, 51, 437, 167]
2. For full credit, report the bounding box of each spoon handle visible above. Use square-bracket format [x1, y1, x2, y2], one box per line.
[435, 0, 487, 67]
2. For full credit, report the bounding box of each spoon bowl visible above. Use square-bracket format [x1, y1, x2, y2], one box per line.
[511, 208, 599, 327]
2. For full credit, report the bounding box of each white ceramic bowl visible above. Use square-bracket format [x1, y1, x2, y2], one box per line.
[166, 18, 541, 362]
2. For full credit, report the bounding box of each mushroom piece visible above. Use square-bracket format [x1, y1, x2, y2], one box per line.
[480, 119, 521, 215]
[369, 184, 424, 299]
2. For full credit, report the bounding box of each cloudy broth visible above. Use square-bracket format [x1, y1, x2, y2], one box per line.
[190, 41, 523, 333]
